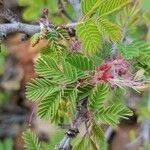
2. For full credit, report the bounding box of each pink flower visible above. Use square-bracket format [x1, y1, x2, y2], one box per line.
[92, 58, 130, 84]
[92, 58, 148, 89]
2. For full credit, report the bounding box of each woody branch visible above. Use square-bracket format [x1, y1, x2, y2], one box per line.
[0, 5, 77, 41]
[0, 22, 77, 39]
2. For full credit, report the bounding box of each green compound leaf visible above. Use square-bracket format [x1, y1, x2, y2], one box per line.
[88, 83, 109, 112]
[55, 27, 70, 40]
[90, 121, 104, 142]
[73, 135, 87, 150]
[62, 58, 85, 81]
[66, 54, 95, 71]
[118, 42, 140, 60]
[31, 33, 40, 47]
[38, 92, 60, 120]
[98, 0, 131, 17]
[78, 84, 93, 101]
[81, 0, 98, 15]
[35, 56, 61, 78]
[97, 18, 121, 42]
[26, 78, 60, 101]
[89, 138, 99, 150]
[135, 41, 150, 66]
[47, 29, 65, 52]
[97, 103, 133, 126]
[22, 129, 42, 150]
[118, 41, 150, 60]
[76, 20, 102, 54]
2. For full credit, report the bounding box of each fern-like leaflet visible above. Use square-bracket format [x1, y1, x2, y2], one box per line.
[97, 102, 133, 126]
[98, 0, 131, 17]
[76, 19, 102, 54]
[88, 83, 109, 111]
[97, 18, 121, 43]
[22, 129, 42, 150]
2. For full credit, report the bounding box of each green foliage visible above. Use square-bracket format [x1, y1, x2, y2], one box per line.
[76, 19, 102, 54]
[23, 0, 143, 149]
[137, 42, 150, 67]
[78, 0, 131, 54]
[118, 41, 150, 69]
[138, 107, 150, 122]
[88, 83, 109, 112]
[55, 27, 70, 40]
[98, 0, 131, 17]
[81, 0, 131, 18]
[97, 18, 121, 42]
[40, 47, 54, 56]
[31, 27, 69, 55]
[141, 0, 150, 12]
[19, 0, 76, 23]
[62, 59, 83, 81]
[19, 0, 55, 21]
[97, 102, 133, 126]
[89, 138, 99, 150]
[35, 55, 85, 82]
[73, 121, 105, 150]
[118, 42, 140, 60]
[26, 33, 134, 150]
[0, 92, 9, 105]
[38, 92, 60, 119]
[26, 55, 94, 121]
[77, 84, 93, 100]
[90, 121, 104, 142]
[0, 45, 8, 75]
[26, 78, 60, 101]
[0, 138, 13, 150]
[31, 33, 41, 47]
[42, 131, 65, 150]
[35, 56, 61, 78]
[66, 54, 95, 71]
[47, 31, 60, 52]
[73, 135, 88, 150]
[38, 27, 69, 54]
[81, 0, 98, 15]
[88, 84, 132, 126]
[22, 129, 42, 150]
